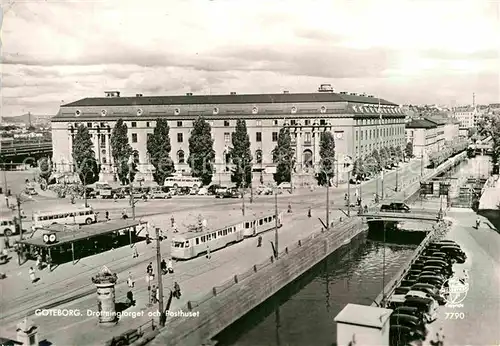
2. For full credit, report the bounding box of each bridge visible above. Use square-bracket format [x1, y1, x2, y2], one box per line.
[0, 140, 52, 164]
[359, 208, 441, 222]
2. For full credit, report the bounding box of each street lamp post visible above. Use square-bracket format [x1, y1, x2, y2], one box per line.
[326, 176, 330, 230]
[274, 190, 279, 258]
[128, 155, 136, 220]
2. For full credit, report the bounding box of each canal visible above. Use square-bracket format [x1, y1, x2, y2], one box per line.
[215, 155, 489, 346]
[215, 233, 416, 346]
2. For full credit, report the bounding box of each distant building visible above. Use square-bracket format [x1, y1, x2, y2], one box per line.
[51, 88, 406, 184]
[405, 118, 440, 159]
[453, 106, 483, 128]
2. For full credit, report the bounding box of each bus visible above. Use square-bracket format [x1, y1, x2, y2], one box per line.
[164, 176, 203, 190]
[32, 206, 97, 230]
[0, 216, 18, 236]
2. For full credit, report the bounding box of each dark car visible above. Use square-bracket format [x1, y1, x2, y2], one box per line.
[418, 275, 444, 287]
[394, 306, 425, 321]
[410, 263, 424, 271]
[395, 287, 411, 295]
[208, 184, 223, 195]
[390, 313, 426, 334]
[400, 279, 417, 288]
[380, 202, 411, 213]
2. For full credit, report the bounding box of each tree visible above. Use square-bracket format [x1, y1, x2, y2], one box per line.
[272, 127, 294, 184]
[111, 119, 133, 185]
[229, 119, 252, 188]
[129, 150, 139, 183]
[316, 131, 335, 186]
[366, 149, 381, 174]
[395, 146, 403, 162]
[405, 142, 413, 158]
[379, 147, 389, 167]
[38, 157, 52, 182]
[352, 158, 365, 179]
[388, 146, 397, 162]
[188, 116, 215, 186]
[147, 118, 175, 185]
[72, 124, 100, 205]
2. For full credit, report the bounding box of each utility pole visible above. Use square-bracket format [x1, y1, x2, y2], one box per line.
[16, 196, 23, 241]
[395, 166, 399, 192]
[242, 188, 245, 216]
[128, 156, 136, 220]
[326, 177, 330, 230]
[2, 167, 9, 208]
[155, 227, 166, 327]
[381, 169, 384, 200]
[347, 171, 351, 217]
[274, 191, 278, 258]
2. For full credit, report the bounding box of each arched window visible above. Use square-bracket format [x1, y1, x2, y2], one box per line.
[177, 150, 185, 164]
[303, 149, 313, 168]
[255, 150, 263, 164]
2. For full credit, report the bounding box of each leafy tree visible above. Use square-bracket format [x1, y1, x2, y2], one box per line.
[379, 147, 389, 167]
[405, 142, 413, 158]
[72, 125, 100, 204]
[395, 146, 403, 162]
[188, 116, 215, 186]
[38, 157, 52, 182]
[129, 150, 139, 183]
[366, 149, 381, 173]
[388, 146, 397, 162]
[352, 158, 365, 179]
[316, 131, 335, 186]
[147, 118, 175, 185]
[272, 127, 294, 184]
[111, 119, 133, 185]
[229, 119, 252, 188]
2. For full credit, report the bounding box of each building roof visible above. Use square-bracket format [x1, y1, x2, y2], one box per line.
[405, 118, 438, 129]
[61, 92, 397, 108]
[19, 219, 147, 248]
[424, 117, 448, 126]
[334, 304, 393, 329]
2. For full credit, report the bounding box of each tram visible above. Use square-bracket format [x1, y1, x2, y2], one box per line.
[171, 212, 283, 260]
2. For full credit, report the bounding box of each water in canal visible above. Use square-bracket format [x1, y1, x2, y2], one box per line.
[215, 233, 417, 346]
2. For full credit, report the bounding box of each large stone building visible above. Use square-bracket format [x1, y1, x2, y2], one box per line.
[51, 87, 406, 184]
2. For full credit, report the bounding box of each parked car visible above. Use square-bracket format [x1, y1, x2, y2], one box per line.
[277, 182, 292, 189]
[24, 186, 38, 196]
[197, 187, 208, 195]
[349, 178, 361, 184]
[150, 189, 171, 199]
[380, 202, 411, 212]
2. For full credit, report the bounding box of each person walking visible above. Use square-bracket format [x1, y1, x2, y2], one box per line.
[167, 258, 174, 273]
[132, 245, 139, 258]
[151, 285, 157, 304]
[155, 286, 160, 303]
[127, 272, 134, 289]
[173, 221, 178, 233]
[105, 211, 110, 221]
[147, 262, 153, 276]
[206, 245, 211, 260]
[308, 207, 312, 218]
[257, 235, 262, 247]
[29, 267, 37, 283]
[173, 281, 181, 299]
[160, 259, 167, 275]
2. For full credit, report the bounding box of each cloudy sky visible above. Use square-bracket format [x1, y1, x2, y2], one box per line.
[2, 0, 499, 117]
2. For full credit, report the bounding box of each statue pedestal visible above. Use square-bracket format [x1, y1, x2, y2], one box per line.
[16, 318, 38, 346]
[91, 266, 118, 326]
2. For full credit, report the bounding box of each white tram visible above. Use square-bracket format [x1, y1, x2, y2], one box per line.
[171, 212, 284, 260]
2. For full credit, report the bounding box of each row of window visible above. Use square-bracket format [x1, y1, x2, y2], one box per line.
[356, 126, 404, 141]
[355, 138, 405, 154]
[195, 226, 237, 245]
[36, 210, 94, 221]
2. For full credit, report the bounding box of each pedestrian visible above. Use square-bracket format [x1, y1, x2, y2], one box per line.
[167, 258, 174, 273]
[151, 285, 157, 303]
[29, 267, 36, 283]
[147, 262, 153, 276]
[4, 237, 10, 249]
[132, 246, 139, 258]
[160, 259, 167, 275]
[475, 217, 481, 229]
[364, 205, 368, 213]
[155, 286, 160, 303]
[105, 211, 110, 221]
[122, 209, 128, 220]
[127, 272, 134, 288]
[171, 215, 175, 228]
[113, 193, 118, 202]
[206, 245, 211, 260]
[36, 255, 43, 270]
[287, 203, 292, 213]
[145, 233, 151, 245]
[308, 207, 312, 218]
[344, 193, 348, 200]
[257, 235, 262, 247]
[173, 281, 181, 299]
[173, 221, 178, 233]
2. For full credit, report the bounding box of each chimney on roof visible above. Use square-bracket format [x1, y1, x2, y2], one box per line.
[186, 92, 193, 96]
[104, 91, 120, 98]
[318, 84, 334, 93]
[283, 90, 289, 94]
[230, 92, 237, 95]
[136, 93, 143, 97]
